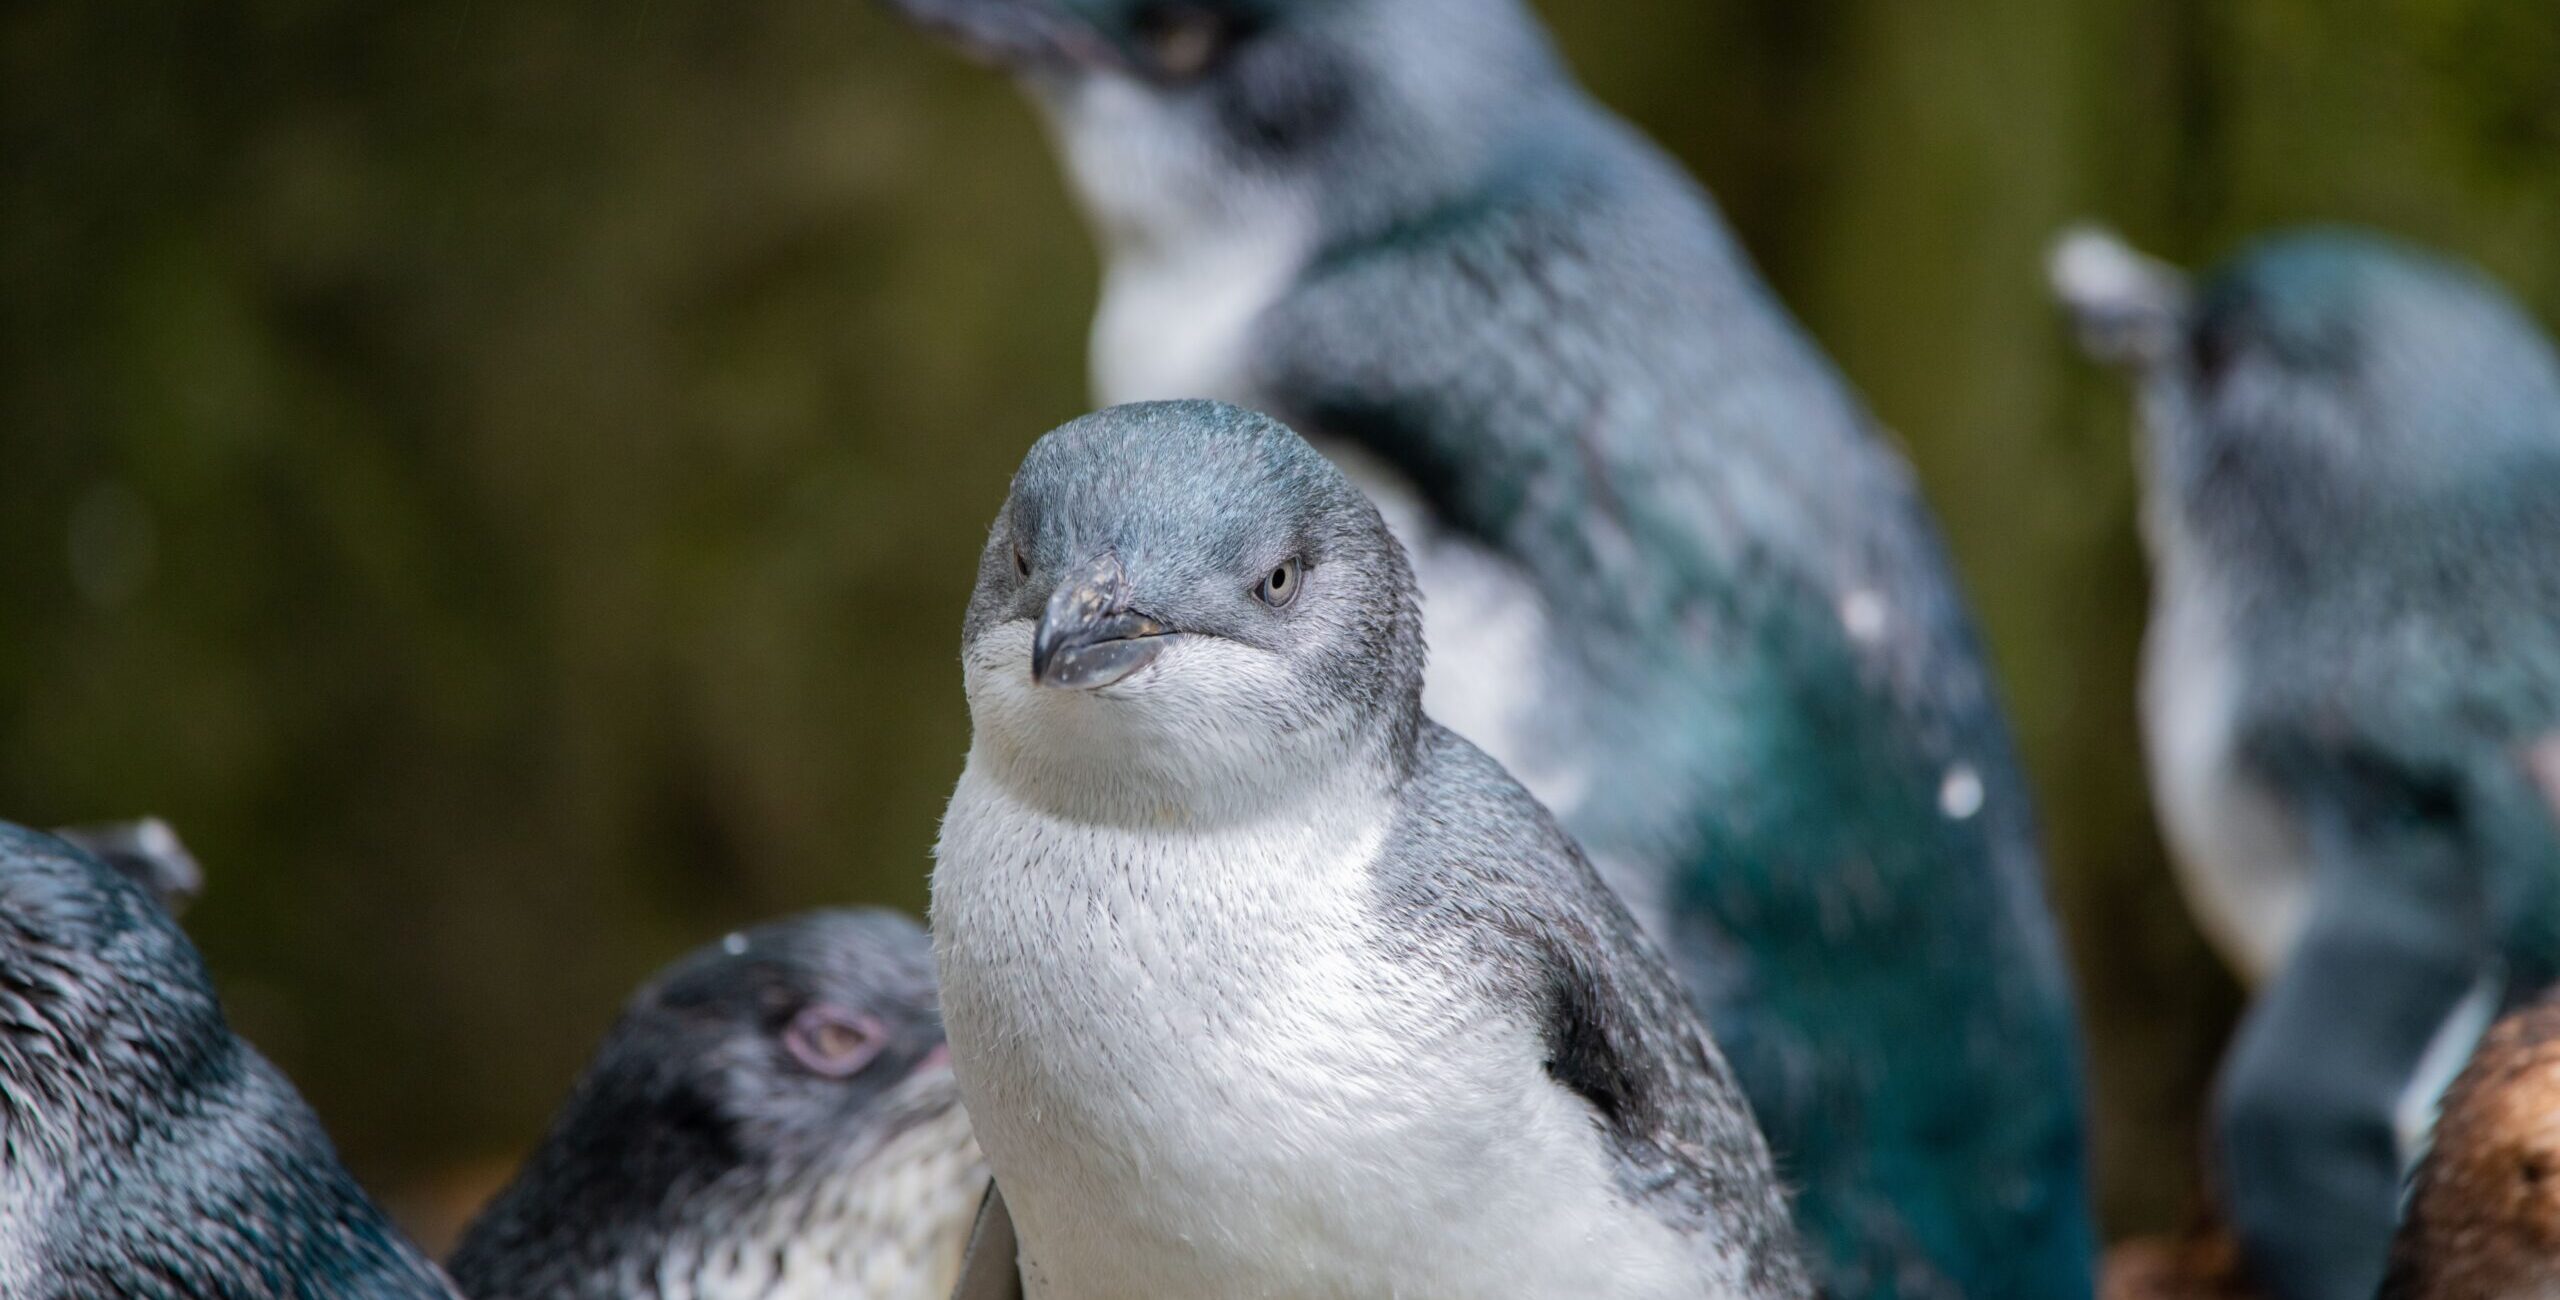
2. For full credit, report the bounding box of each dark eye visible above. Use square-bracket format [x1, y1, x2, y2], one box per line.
[1133, 3, 1230, 80]
[1253, 557, 1302, 609]
[783, 1005, 885, 1078]
[1012, 545, 1032, 579]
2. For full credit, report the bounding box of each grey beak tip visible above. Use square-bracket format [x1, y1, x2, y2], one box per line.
[1030, 550, 1168, 691]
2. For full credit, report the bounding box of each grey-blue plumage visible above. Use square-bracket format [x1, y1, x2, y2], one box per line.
[52, 817, 203, 914]
[936, 401, 1809, 1298]
[446, 909, 984, 1300]
[886, 2, 2095, 1294]
[2055, 226, 2560, 1300]
[0, 821, 459, 1300]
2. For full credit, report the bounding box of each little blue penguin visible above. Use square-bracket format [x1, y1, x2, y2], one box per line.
[0, 821, 460, 1300]
[2053, 226, 2560, 1300]
[2381, 993, 2560, 1300]
[883, 3, 2096, 1292]
[446, 908, 985, 1300]
[932, 400, 1810, 1299]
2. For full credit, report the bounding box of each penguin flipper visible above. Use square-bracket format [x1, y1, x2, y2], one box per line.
[2213, 745, 2495, 1300]
[951, 1179, 1025, 1300]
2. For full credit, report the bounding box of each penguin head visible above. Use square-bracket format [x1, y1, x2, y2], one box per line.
[451, 908, 971, 1295]
[886, 0, 1569, 234]
[2383, 996, 2560, 1299]
[963, 400, 1422, 820]
[0, 824, 229, 1153]
[2058, 228, 2560, 535]
[564, 908, 952, 1182]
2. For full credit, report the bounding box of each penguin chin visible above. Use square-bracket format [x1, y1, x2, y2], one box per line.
[964, 619, 1357, 824]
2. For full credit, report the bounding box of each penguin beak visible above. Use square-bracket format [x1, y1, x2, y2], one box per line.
[1032, 550, 1170, 691]
[2048, 224, 2192, 370]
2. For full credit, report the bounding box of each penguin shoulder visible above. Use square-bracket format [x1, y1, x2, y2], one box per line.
[1369, 723, 1808, 1294]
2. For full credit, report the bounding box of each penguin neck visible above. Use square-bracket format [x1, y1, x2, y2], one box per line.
[639, 1100, 984, 1300]
[962, 622, 1414, 831]
[1042, 73, 1319, 409]
[966, 714, 1403, 834]
[1042, 67, 1586, 410]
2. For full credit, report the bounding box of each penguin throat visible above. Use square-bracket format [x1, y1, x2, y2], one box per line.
[650, 1103, 985, 1300]
[964, 621, 1400, 831]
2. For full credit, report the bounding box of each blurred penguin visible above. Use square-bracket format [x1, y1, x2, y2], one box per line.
[0, 821, 458, 1299]
[2056, 226, 2560, 1300]
[885, 1, 2098, 1292]
[447, 908, 983, 1300]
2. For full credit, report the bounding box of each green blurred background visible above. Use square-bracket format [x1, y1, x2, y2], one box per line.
[4, 0, 2556, 1250]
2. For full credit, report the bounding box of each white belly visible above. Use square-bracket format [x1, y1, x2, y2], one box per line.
[2141, 576, 2310, 985]
[932, 770, 1701, 1300]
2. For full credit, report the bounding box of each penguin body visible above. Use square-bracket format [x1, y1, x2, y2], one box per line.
[0, 822, 457, 1300]
[2058, 227, 2560, 1300]
[936, 401, 1809, 1299]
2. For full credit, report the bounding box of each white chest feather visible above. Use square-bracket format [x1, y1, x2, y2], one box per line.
[2140, 548, 2310, 986]
[1045, 75, 1314, 412]
[647, 1107, 986, 1300]
[932, 767, 1699, 1300]
[1087, 218, 1308, 411]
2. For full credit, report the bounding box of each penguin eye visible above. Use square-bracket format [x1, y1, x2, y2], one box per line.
[1132, 3, 1230, 81]
[1012, 545, 1032, 579]
[783, 1006, 885, 1078]
[1252, 557, 1302, 609]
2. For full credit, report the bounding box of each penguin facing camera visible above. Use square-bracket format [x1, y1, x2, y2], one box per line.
[936, 401, 1810, 1298]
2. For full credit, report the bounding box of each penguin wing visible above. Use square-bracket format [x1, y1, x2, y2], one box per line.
[950, 1180, 1025, 1300]
[2214, 725, 2560, 1300]
[1374, 722, 1810, 1295]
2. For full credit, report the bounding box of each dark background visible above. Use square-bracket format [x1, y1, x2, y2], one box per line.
[5, 0, 2556, 1248]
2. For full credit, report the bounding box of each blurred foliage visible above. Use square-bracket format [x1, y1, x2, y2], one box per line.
[2, 0, 2555, 1249]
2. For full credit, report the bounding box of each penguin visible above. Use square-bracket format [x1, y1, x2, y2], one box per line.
[446, 908, 984, 1300]
[2382, 994, 2560, 1300]
[2053, 226, 2560, 1300]
[934, 400, 1809, 1299]
[882, 3, 2097, 1292]
[0, 821, 459, 1299]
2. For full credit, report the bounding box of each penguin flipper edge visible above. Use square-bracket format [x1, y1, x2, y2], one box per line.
[952, 1179, 1025, 1300]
